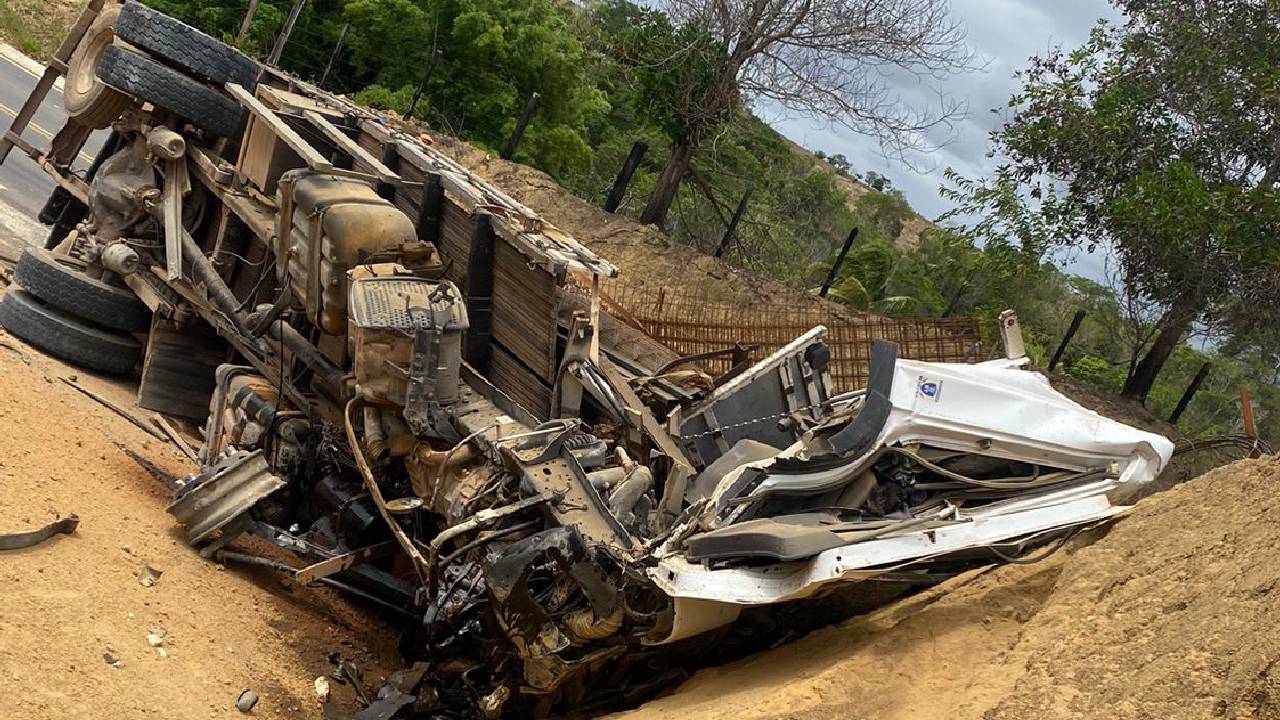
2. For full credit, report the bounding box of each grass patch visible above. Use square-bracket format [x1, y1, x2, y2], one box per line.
[0, 6, 45, 58]
[0, 0, 80, 61]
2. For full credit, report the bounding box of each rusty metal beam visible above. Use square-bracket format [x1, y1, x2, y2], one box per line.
[293, 541, 397, 585]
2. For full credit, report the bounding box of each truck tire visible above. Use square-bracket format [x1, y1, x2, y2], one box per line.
[0, 289, 141, 376]
[63, 3, 132, 128]
[114, 2, 261, 91]
[96, 45, 245, 138]
[138, 318, 227, 421]
[14, 248, 151, 332]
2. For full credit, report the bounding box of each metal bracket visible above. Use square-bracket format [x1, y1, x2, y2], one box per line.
[403, 307, 458, 442]
[167, 450, 285, 546]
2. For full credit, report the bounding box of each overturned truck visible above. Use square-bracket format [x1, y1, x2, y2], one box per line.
[0, 2, 1174, 716]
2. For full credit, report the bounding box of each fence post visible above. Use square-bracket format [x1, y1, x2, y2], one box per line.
[714, 186, 752, 258]
[1047, 309, 1087, 371]
[502, 93, 540, 160]
[1168, 361, 1211, 424]
[319, 22, 349, 88]
[464, 213, 495, 374]
[818, 227, 859, 298]
[407, 50, 442, 120]
[267, 0, 307, 66]
[237, 0, 261, 43]
[1240, 386, 1261, 458]
[604, 141, 647, 213]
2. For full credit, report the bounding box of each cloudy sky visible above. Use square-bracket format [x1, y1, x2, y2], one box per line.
[761, 0, 1123, 280]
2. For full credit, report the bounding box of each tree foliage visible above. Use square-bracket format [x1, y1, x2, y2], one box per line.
[822, 223, 1280, 447]
[948, 4, 1280, 402]
[346, 0, 608, 177]
[113, 0, 1280, 440]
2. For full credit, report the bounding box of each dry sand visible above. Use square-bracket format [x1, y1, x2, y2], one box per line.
[615, 456, 1280, 720]
[0, 319, 398, 720]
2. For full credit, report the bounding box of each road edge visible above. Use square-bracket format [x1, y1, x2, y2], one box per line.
[0, 41, 64, 89]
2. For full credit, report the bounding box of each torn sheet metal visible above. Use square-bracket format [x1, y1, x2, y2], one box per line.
[0, 514, 79, 550]
[679, 326, 833, 469]
[167, 449, 285, 545]
[642, 341, 1174, 639]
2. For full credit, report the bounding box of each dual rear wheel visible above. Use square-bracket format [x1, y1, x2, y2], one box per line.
[0, 249, 146, 375]
[63, 1, 260, 137]
[0, 248, 225, 418]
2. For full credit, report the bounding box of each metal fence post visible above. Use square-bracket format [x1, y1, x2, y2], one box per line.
[713, 186, 752, 258]
[1168, 361, 1211, 424]
[267, 0, 306, 66]
[236, 0, 258, 43]
[818, 227, 859, 298]
[501, 93, 540, 160]
[1047, 309, 1087, 371]
[604, 140, 647, 213]
[319, 22, 349, 88]
[407, 50, 442, 120]
[1240, 386, 1261, 458]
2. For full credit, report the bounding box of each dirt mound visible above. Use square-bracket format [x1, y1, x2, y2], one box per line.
[615, 456, 1280, 720]
[988, 455, 1280, 719]
[0, 322, 399, 720]
[611, 559, 1068, 720]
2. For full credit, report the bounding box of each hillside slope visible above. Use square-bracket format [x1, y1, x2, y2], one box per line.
[429, 133, 879, 312]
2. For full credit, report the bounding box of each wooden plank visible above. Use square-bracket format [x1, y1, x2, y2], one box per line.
[0, 0, 101, 163]
[225, 83, 333, 172]
[301, 110, 400, 183]
[357, 120, 617, 277]
[492, 240, 556, 379]
[490, 344, 551, 420]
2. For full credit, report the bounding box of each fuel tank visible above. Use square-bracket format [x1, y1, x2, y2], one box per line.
[276, 171, 417, 335]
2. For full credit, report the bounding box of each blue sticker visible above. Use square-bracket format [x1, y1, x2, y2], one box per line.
[917, 376, 942, 401]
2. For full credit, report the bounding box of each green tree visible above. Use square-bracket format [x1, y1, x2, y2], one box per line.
[950, 4, 1280, 403]
[347, 0, 609, 181]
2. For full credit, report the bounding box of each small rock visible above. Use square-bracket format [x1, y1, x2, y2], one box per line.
[156, 647, 168, 659]
[102, 651, 123, 669]
[313, 676, 331, 702]
[138, 564, 163, 587]
[236, 689, 258, 713]
[145, 633, 164, 648]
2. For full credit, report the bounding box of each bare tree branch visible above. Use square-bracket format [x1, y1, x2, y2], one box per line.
[638, 0, 975, 226]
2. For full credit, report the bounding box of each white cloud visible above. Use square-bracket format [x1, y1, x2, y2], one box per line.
[764, 0, 1122, 280]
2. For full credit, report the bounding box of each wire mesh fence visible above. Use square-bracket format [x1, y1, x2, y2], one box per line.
[591, 278, 981, 391]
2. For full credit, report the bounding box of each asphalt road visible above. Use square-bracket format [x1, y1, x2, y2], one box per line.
[0, 50, 106, 251]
